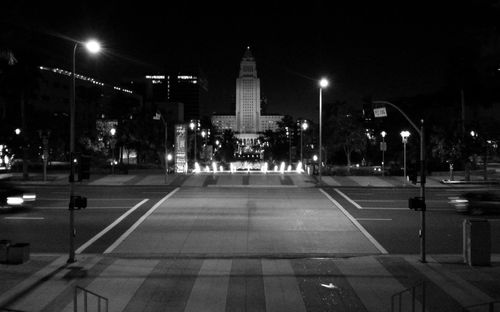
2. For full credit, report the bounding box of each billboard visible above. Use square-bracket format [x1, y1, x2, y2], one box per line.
[175, 124, 188, 173]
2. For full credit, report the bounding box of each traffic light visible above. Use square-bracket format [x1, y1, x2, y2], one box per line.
[409, 197, 426, 211]
[78, 155, 91, 181]
[69, 195, 87, 210]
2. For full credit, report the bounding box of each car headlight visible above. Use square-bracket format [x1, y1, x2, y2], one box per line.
[22, 194, 36, 201]
[7, 196, 24, 205]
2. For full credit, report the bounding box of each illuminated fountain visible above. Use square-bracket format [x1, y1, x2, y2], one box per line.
[280, 162, 285, 174]
[193, 162, 201, 174]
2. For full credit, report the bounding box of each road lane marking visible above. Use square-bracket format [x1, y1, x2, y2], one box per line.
[319, 188, 388, 254]
[104, 187, 180, 254]
[36, 206, 132, 209]
[76, 198, 149, 254]
[4, 217, 44, 220]
[334, 188, 363, 209]
[356, 218, 392, 221]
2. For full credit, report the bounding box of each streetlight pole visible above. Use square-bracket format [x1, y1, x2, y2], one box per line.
[68, 39, 100, 263]
[380, 131, 386, 176]
[318, 78, 329, 185]
[110, 128, 116, 174]
[190, 120, 199, 167]
[400, 130, 410, 184]
[300, 120, 308, 164]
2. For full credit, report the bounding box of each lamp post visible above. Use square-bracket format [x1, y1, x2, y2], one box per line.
[400, 130, 410, 183]
[189, 120, 199, 166]
[300, 120, 308, 164]
[68, 39, 100, 263]
[110, 127, 116, 174]
[380, 131, 387, 176]
[285, 126, 291, 165]
[318, 78, 329, 185]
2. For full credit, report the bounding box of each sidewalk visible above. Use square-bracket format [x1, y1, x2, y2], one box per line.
[2, 171, 499, 188]
[1, 253, 498, 311]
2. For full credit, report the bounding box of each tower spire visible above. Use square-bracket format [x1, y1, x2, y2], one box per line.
[243, 46, 253, 60]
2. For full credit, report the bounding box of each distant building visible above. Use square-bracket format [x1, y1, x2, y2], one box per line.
[126, 69, 208, 123]
[212, 47, 282, 146]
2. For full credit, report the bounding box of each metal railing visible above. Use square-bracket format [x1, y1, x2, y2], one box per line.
[463, 300, 500, 312]
[74, 286, 108, 312]
[391, 281, 426, 312]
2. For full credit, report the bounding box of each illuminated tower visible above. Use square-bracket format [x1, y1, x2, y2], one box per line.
[235, 46, 261, 145]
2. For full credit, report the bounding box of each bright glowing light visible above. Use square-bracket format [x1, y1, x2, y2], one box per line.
[313, 155, 318, 162]
[219, 165, 224, 172]
[296, 161, 303, 173]
[287, 165, 292, 172]
[381, 131, 387, 138]
[301, 121, 308, 130]
[280, 162, 285, 174]
[194, 162, 201, 174]
[212, 162, 217, 173]
[15, 128, 21, 135]
[7, 197, 23, 206]
[400, 130, 410, 139]
[319, 78, 329, 88]
[167, 153, 173, 161]
[274, 165, 278, 172]
[110, 128, 116, 136]
[261, 162, 268, 174]
[85, 40, 101, 54]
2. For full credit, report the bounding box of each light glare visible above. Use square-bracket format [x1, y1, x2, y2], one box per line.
[85, 40, 101, 54]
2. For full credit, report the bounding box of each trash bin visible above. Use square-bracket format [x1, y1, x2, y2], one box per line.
[0, 240, 11, 263]
[463, 219, 491, 266]
[7, 243, 30, 264]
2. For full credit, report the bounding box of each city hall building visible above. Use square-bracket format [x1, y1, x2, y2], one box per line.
[212, 47, 282, 147]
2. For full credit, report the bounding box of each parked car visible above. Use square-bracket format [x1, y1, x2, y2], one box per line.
[0, 181, 36, 210]
[448, 190, 500, 215]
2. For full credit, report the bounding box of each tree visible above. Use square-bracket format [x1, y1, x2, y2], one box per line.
[323, 101, 366, 171]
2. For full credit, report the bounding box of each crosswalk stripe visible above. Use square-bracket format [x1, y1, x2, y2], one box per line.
[262, 259, 307, 312]
[184, 259, 232, 312]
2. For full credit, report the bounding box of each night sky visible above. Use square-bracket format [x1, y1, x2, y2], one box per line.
[2, 1, 496, 121]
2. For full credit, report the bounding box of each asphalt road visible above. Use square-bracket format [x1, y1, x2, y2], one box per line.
[322, 187, 500, 254]
[1, 185, 499, 255]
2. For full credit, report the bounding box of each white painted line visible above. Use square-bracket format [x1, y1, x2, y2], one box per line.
[320, 188, 388, 254]
[356, 218, 392, 221]
[355, 199, 396, 202]
[104, 187, 180, 254]
[37, 206, 132, 209]
[4, 217, 44, 220]
[76, 199, 149, 254]
[334, 188, 363, 209]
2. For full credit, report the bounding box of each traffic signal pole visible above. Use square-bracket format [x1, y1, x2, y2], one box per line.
[373, 101, 426, 263]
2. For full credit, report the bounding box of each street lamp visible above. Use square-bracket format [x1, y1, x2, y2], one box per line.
[400, 130, 410, 183]
[318, 78, 329, 185]
[300, 120, 308, 164]
[380, 131, 387, 176]
[285, 126, 291, 165]
[68, 38, 101, 263]
[110, 127, 116, 174]
[189, 120, 199, 166]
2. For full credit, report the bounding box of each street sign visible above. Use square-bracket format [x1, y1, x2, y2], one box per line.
[373, 107, 387, 118]
[380, 142, 387, 151]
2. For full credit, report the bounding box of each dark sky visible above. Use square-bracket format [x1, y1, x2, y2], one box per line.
[3, 1, 497, 121]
